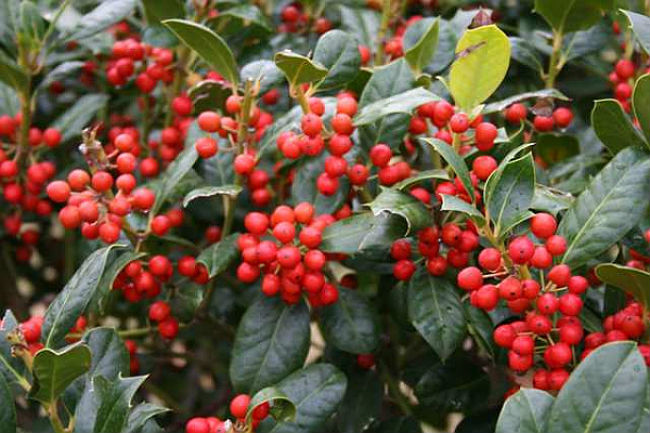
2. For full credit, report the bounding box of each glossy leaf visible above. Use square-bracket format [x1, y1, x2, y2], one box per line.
[125, 403, 170, 433]
[196, 233, 239, 278]
[546, 342, 648, 433]
[42, 244, 124, 348]
[51, 93, 109, 142]
[633, 74, 650, 146]
[274, 51, 328, 88]
[151, 143, 199, 214]
[591, 99, 647, 154]
[403, 18, 440, 73]
[354, 87, 440, 127]
[483, 89, 569, 114]
[534, 0, 614, 33]
[313, 30, 361, 91]
[595, 264, 650, 310]
[464, 305, 496, 359]
[531, 185, 574, 216]
[29, 342, 92, 405]
[182, 185, 242, 207]
[320, 212, 407, 255]
[0, 373, 15, 432]
[261, 364, 347, 433]
[368, 188, 433, 234]
[93, 250, 147, 315]
[441, 194, 486, 226]
[230, 297, 310, 394]
[486, 153, 535, 236]
[394, 169, 449, 190]
[422, 138, 475, 202]
[0, 310, 25, 387]
[449, 25, 511, 111]
[336, 370, 382, 433]
[66, 0, 137, 41]
[241, 60, 284, 95]
[496, 388, 554, 433]
[142, 0, 184, 22]
[509, 37, 543, 72]
[408, 270, 467, 361]
[163, 19, 239, 85]
[338, 5, 380, 49]
[320, 288, 380, 354]
[247, 387, 296, 424]
[557, 148, 650, 268]
[621, 10, 650, 55]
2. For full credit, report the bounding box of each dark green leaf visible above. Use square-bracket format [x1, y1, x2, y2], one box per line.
[557, 148, 650, 268]
[591, 99, 648, 154]
[441, 195, 486, 226]
[546, 342, 648, 433]
[42, 244, 124, 348]
[464, 305, 496, 359]
[449, 24, 511, 111]
[261, 364, 347, 433]
[38, 61, 85, 90]
[274, 51, 328, 88]
[313, 30, 361, 91]
[483, 89, 569, 114]
[182, 185, 242, 207]
[536, 134, 580, 165]
[337, 370, 382, 433]
[509, 37, 542, 71]
[496, 388, 554, 433]
[338, 5, 380, 49]
[19, 1, 46, 46]
[621, 10, 650, 55]
[0, 310, 25, 387]
[142, 0, 184, 22]
[395, 169, 449, 190]
[94, 250, 147, 315]
[404, 18, 440, 73]
[595, 264, 650, 311]
[163, 19, 239, 85]
[151, 143, 199, 214]
[531, 185, 574, 216]
[320, 213, 407, 255]
[248, 387, 296, 424]
[125, 403, 170, 433]
[210, 5, 271, 38]
[354, 87, 440, 127]
[369, 417, 422, 433]
[51, 93, 109, 142]
[241, 60, 284, 95]
[320, 288, 380, 354]
[196, 233, 239, 279]
[0, 57, 29, 93]
[0, 373, 15, 432]
[422, 138, 475, 202]
[633, 74, 650, 146]
[408, 270, 467, 361]
[368, 188, 433, 234]
[534, 0, 614, 33]
[66, 0, 137, 41]
[230, 297, 310, 394]
[29, 342, 92, 405]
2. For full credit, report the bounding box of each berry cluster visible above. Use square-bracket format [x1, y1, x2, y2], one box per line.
[106, 38, 175, 92]
[185, 393, 271, 433]
[504, 103, 574, 132]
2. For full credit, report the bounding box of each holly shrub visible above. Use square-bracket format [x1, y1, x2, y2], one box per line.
[2, 0, 650, 432]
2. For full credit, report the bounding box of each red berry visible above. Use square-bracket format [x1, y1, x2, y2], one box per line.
[530, 213, 557, 239]
[450, 113, 469, 133]
[46, 180, 71, 203]
[393, 259, 416, 281]
[158, 317, 179, 339]
[230, 394, 251, 419]
[195, 137, 218, 158]
[457, 266, 483, 291]
[149, 301, 171, 322]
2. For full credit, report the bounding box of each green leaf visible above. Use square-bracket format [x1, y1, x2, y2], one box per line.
[42, 244, 124, 348]
[546, 342, 648, 433]
[0, 373, 16, 432]
[320, 288, 380, 354]
[196, 233, 239, 279]
[29, 342, 92, 405]
[182, 185, 241, 207]
[66, 0, 137, 41]
[0, 310, 25, 386]
[633, 74, 650, 146]
[536, 134, 580, 165]
[313, 30, 361, 91]
[394, 169, 449, 190]
[75, 375, 148, 433]
[557, 148, 650, 268]
[261, 364, 347, 433]
[358, 58, 415, 149]
[449, 25, 511, 112]
[94, 250, 147, 315]
[230, 297, 310, 394]
[291, 152, 349, 215]
[484, 142, 534, 210]
[367, 188, 433, 234]
[440, 194, 486, 226]
[163, 19, 239, 85]
[496, 388, 554, 433]
[241, 60, 284, 95]
[320, 213, 407, 255]
[336, 370, 382, 433]
[591, 99, 648, 154]
[486, 153, 535, 236]
[531, 185, 574, 216]
[482, 89, 569, 114]
[595, 264, 650, 310]
[125, 403, 170, 433]
[19, 1, 46, 46]
[142, 0, 184, 22]
[274, 51, 328, 89]
[509, 37, 543, 72]
[354, 87, 440, 127]
[422, 138, 475, 201]
[210, 5, 271, 37]
[621, 10, 650, 55]
[408, 270, 467, 361]
[404, 18, 440, 73]
[534, 0, 614, 33]
[248, 387, 296, 424]
[38, 61, 85, 90]
[338, 5, 380, 49]
[151, 143, 199, 215]
[0, 56, 28, 93]
[464, 304, 496, 359]
[51, 93, 109, 142]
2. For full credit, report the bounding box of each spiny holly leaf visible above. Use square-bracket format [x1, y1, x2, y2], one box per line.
[591, 99, 648, 154]
[595, 264, 650, 311]
[230, 297, 310, 394]
[408, 270, 467, 361]
[196, 233, 239, 278]
[557, 148, 650, 269]
[163, 19, 239, 86]
[496, 388, 554, 433]
[274, 51, 328, 88]
[546, 342, 648, 433]
[125, 403, 170, 433]
[29, 342, 92, 405]
[633, 74, 650, 147]
[320, 287, 380, 354]
[247, 387, 296, 424]
[534, 0, 615, 33]
[449, 24, 510, 112]
[42, 244, 125, 348]
[313, 30, 361, 91]
[367, 188, 433, 234]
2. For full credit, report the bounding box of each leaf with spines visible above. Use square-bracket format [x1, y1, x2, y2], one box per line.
[496, 388, 554, 433]
[591, 99, 648, 154]
[125, 403, 170, 433]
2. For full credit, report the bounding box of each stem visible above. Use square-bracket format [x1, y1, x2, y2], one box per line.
[378, 361, 412, 416]
[47, 403, 67, 433]
[545, 29, 564, 88]
[294, 84, 310, 114]
[374, 0, 392, 65]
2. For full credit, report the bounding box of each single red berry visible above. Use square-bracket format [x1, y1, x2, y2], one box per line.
[457, 266, 483, 291]
[230, 394, 251, 419]
[530, 213, 557, 239]
[158, 317, 179, 339]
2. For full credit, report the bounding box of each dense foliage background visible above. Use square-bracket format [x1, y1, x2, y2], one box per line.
[1, 0, 650, 432]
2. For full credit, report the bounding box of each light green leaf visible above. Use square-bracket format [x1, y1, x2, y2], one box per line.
[394, 169, 449, 190]
[591, 99, 648, 154]
[449, 24, 510, 111]
[595, 264, 650, 311]
[274, 51, 327, 89]
[422, 138, 475, 201]
[440, 194, 485, 226]
[142, 0, 184, 22]
[0, 57, 29, 93]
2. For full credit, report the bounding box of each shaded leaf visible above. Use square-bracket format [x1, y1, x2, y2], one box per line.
[441, 194, 486, 226]
[337, 370, 382, 433]
[196, 233, 239, 278]
[496, 388, 554, 433]
[183, 185, 242, 207]
[595, 264, 650, 311]
[320, 213, 407, 255]
[591, 99, 648, 154]
[313, 30, 361, 91]
[534, 0, 614, 33]
[248, 387, 296, 424]
[621, 10, 650, 55]
[241, 60, 284, 95]
[404, 18, 440, 73]
[633, 74, 650, 146]
[422, 138, 475, 201]
[354, 87, 440, 127]
[0, 373, 16, 432]
[482, 89, 569, 114]
[51, 93, 109, 142]
[66, 0, 137, 41]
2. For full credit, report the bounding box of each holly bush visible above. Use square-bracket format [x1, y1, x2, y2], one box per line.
[2, 0, 650, 432]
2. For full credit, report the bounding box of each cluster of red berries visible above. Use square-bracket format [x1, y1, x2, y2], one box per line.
[278, 2, 332, 35]
[504, 103, 574, 132]
[106, 38, 175, 92]
[236, 203, 340, 306]
[15, 314, 87, 355]
[608, 59, 644, 111]
[185, 393, 270, 433]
